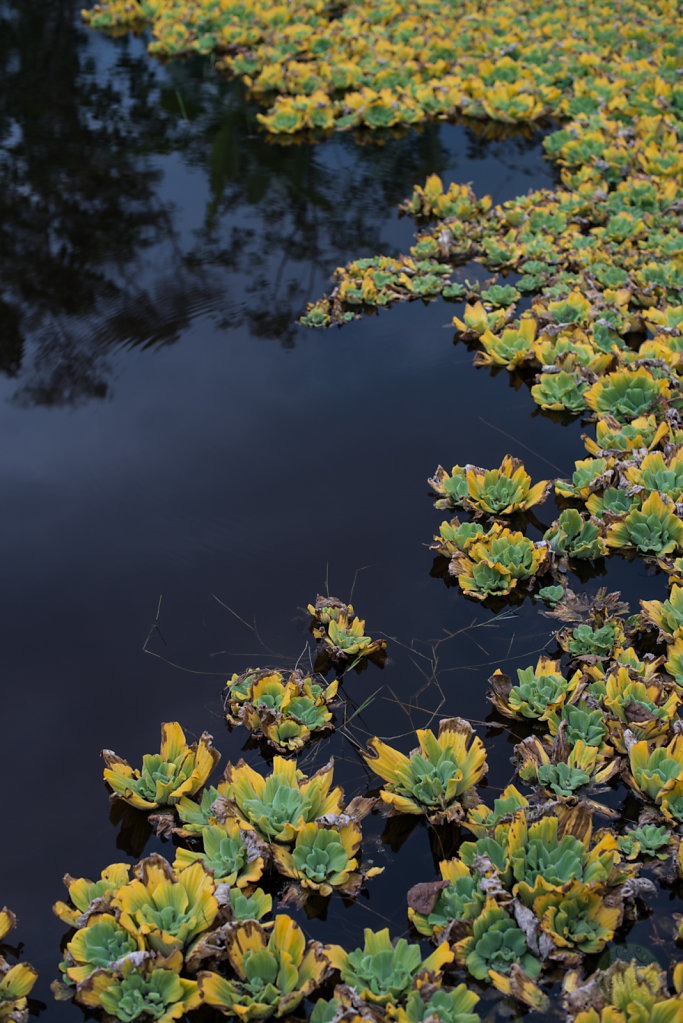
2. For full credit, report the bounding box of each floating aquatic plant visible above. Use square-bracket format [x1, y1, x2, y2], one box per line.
[112, 855, 218, 956]
[59, 914, 142, 986]
[326, 927, 453, 1007]
[309, 595, 386, 666]
[453, 900, 542, 981]
[457, 456, 549, 517]
[221, 756, 343, 843]
[392, 982, 481, 1023]
[488, 657, 582, 721]
[515, 736, 619, 798]
[407, 858, 485, 939]
[102, 722, 220, 811]
[0, 911, 37, 1023]
[76, 953, 199, 1022]
[605, 492, 683, 557]
[173, 820, 266, 888]
[616, 824, 673, 861]
[270, 819, 381, 898]
[363, 717, 487, 823]
[533, 881, 621, 961]
[543, 508, 606, 560]
[224, 668, 337, 752]
[626, 735, 683, 822]
[198, 915, 333, 1020]
[53, 863, 131, 927]
[563, 958, 683, 1022]
[584, 368, 671, 422]
[448, 524, 548, 599]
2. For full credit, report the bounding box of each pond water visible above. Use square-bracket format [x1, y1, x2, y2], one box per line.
[1, 3, 678, 1018]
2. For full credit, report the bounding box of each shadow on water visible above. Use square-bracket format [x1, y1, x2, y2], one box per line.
[0, 2, 679, 1019]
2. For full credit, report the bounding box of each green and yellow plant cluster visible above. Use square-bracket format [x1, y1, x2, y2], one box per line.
[54, 717, 388, 1019]
[83, 0, 677, 141]
[0, 909, 37, 1023]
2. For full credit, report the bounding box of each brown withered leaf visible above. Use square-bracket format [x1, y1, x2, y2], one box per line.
[623, 700, 660, 724]
[406, 880, 449, 917]
[148, 812, 175, 839]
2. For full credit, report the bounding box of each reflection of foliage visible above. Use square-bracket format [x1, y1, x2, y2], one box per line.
[0, 0, 178, 401]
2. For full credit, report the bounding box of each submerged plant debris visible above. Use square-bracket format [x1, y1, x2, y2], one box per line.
[46, 1, 683, 1021]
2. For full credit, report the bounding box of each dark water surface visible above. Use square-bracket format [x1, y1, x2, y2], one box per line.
[1, 3, 678, 1018]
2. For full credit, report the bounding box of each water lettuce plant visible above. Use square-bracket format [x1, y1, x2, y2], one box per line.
[605, 492, 683, 557]
[60, 914, 142, 985]
[515, 736, 619, 798]
[448, 524, 548, 599]
[173, 819, 266, 888]
[392, 983, 481, 1023]
[532, 881, 621, 961]
[0, 911, 37, 1023]
[197, 915, 333, 1019]
[407, 859, 485, 939]
[431, 455, 550, 517]
[363, 717, 487, 823]
[53, 863, 131, 927]
[326, 927, 453, 1006]
[543, 508, 606, 560]
[453, 900, 541, 981]
[112, 855, 218, 956]
[625, 735, 683, 822]
[221, 756, 343, 842]
[309, 595, 386, 666]
[224, 668, 337, 752]
[270, 819, 382, 897]
[102, 722, 220, 811]
[77, 955, 200, 1023]
[488, 657, 582, 721]
[563, 958, 683, 1022]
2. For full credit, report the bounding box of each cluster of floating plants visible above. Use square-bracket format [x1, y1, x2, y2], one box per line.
[82, 0, 677, 141]
[63, 1, 683, 1019]
[0, 910, 37, 1022]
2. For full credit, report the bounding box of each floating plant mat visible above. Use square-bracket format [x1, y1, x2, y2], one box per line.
[9, 0, 683, 1020]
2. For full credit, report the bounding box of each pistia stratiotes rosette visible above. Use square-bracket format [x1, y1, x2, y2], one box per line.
[585, 663, 680, 752]
[452, 899, 543, 1000]
[112, 854, 218, 957]
[0, 910, 38, 1023]
[605, 492, 683, 559]
[223, 667, 337, 753]
[220, 755, 344, 843]
[529, 881, 622, 964]
[326, 927, 453, 1007]
[197, 915, 333, 1020]
[76, 952, 200, 1023]
[308, 595, 386, 668]
[58, 913, 143, 987]
[444, 524, 549, 600]
[563, 958, 683, 1023]
[407, 859, 485, 940]
[390, 981, 481, 1023]
[641, 584, 683, 642]
[53, 863, 131, 927]
[457, 805, 626, 905]
[428, 455, 549, 516]
[362, 717, 487, 824]
[173, 819, 267, 888]
[488, 656, 583, 721]
[624, 733, 683, 823]
[102, 721, 220, 812]
[514, 735, 621, 800]
[271, 818, 382, 900]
